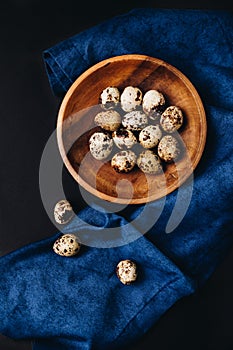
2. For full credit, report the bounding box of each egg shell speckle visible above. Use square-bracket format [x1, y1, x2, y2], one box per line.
[53, 234, 81, 257]
[89, 131, 113, 160]
[142, 89, 166, 120]
[112, 128, 137, 149]
[120, 86, 143, 112]
[137, 150, 163, 174]
[54, 199, 74, 225]
[122, 110, 148, 131]
[94, 109, 121, 131]
[160, 105, 183, 133]
[111, 150, 136, 173]
[158, 135, 181, 162]
[116, 259, 138, 285]
[100, 86, 120, 109]
[139, 124, 162, 149]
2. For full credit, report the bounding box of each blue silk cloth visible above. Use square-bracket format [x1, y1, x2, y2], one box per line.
[1, 8, 233, 350]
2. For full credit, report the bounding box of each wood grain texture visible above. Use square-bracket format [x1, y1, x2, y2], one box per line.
[57, 54, 207, 204]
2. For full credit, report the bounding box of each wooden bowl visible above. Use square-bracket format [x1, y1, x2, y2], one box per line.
[57, 54, 207, 205]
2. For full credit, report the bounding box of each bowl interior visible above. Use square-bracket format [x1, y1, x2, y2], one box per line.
[57, 54, 206, 204]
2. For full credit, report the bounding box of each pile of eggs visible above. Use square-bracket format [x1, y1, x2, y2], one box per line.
[88, 86, 184, 174]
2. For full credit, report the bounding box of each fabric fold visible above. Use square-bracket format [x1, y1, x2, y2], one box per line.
[1, 7, 233, 350]
[0, 211, 195, 350]
[43, 9, 233, 98]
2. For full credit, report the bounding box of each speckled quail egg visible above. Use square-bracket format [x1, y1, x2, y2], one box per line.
[100, 86, 120, 109]
[158, 135, 181, 162]
[160, 105, 183, 133]
[122, 111, 148, 131]
[89, 131, 113, 160]
[112, 128, 137, 149]
[142, 89, 166, 120]
[94, 109, 121, 131]
[139, 124, 162, 149]
[137, 150, 163, 174]
[53, 233, 81, 257]
[54, 199, 74, 225]
[120, 86, 143, 112]
[116, 259, 138, 285]
[111, 150, 137, 173]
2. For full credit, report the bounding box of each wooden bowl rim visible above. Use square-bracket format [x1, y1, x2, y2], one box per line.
[57, 54, 207, 205]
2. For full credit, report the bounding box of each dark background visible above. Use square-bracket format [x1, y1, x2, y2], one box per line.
[0, 1, 233, 349]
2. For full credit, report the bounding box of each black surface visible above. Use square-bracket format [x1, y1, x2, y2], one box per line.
[0, 1, 233, 349]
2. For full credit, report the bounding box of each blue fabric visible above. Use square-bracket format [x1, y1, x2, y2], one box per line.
[1, 8, 233, 350]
